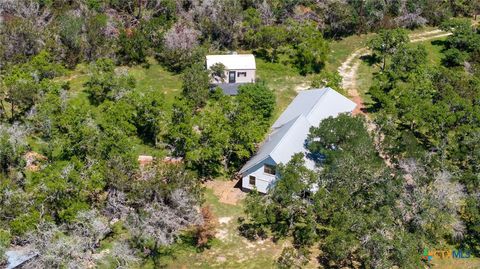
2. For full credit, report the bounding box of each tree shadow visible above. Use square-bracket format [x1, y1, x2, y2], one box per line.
[362, 88, 386, 114]
[253, 48, 275, 63]
[431, 39, 447, 47]
[360, 54, 380, 67]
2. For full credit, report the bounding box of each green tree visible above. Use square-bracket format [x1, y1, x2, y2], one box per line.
[368, 28, 409, 71]
[442, 48, 469, 67]
[237, 83, 275, 119]
[389, 45, 428, 80]
[84, 58, 136, 105]
[181, 63, 211, 108]
[58, 14, 85, 67]
[125, 89, 166, 145]
[166, 99, 198, 157]
[228, 83, 276, 167]
[209, 63, 226, 83]
[258, 25, 288, 62]
[117, 27, 149, 65]
[0, 51, 64, 121]
[292, 24, 329, 75]
[85, 14, 109, 60]
[187, 100, 232, 177]
[441, 18, 480, 52]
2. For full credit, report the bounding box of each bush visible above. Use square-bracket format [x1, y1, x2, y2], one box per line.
[0, 229, 11, 266]
[238, 218, 267, 241]
[195, 206, 217, 248]
[84, 58, 136, 105]
[442, 48, 468, 67]
[293, 38, 328, 75]
[181, 63, 211, 108]
[310, 70, 342, 90]
[276, 247, 310, 269]
[10, 211, 41, 236]
[117, 27, 148, 65]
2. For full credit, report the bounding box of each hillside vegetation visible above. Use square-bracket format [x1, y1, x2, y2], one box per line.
[1, 1, 480, 268]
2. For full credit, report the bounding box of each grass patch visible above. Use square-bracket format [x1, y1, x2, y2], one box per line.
[256, 58, 312, 117]
[326, 33, 374, 72]
[61, 57, 181, 107]
[357, 36, 448, 103]
[431, 257, 480, 269]
[161, 183, 285, 269]
[326, 26, 443, 74]
[127, 58, 182, 105]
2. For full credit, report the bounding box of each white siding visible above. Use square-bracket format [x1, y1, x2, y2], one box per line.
[241, 157, 277, 193]
[212, 69, 256, 84]
[233, 69, 256, 83]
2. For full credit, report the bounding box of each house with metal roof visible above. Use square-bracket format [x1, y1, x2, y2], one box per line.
[206, 54, 256, 95]
[240, 88, 356, 193]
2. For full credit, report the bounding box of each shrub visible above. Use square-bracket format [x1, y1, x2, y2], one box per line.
[442, 48, 468, 67]
[195, 206, 217, 248]
[276, 247, 310, 269]
[0, 229, 11, 266]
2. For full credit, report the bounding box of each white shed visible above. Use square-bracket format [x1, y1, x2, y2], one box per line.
[206, 54, 256, 95]
[239, 88, 357, 193]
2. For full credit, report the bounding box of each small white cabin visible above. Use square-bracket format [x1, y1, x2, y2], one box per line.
[239, 88, 357, 193]
[206, 54, 256, 95]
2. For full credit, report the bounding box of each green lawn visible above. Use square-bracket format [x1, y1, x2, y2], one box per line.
[127, 58, 182, 104]
[61, 57, 182, 106]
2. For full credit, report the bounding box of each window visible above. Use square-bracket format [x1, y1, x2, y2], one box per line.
[249, 176, 256, 186]
[264, 164, 276, 175]
[237, 72, 247, 77]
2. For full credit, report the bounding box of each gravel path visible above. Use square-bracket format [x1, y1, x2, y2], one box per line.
[337, 29, 452, 166]
[338, 29, 452, 115]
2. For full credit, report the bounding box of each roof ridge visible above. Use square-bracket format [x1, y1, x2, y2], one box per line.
[305, 88, 331, 122]
[302, 88, 327, 114]
[272, 88, 327, 128]
[270, 115, 309, 161]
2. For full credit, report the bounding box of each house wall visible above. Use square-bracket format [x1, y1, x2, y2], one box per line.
[211, 69, 256, 84]
[241, 157, 277, 193]
[231, 69, 255, 83]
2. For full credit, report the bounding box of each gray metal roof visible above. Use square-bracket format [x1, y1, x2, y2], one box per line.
[240, 115, 303, 173]
[211, 83, 242, 95]
[272, 88, 356, 129]
[240, 88, 356, 173]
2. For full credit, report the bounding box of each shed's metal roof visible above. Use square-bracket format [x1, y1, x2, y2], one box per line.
[206, 54, 256, 70]
[240, 88, 356, 173]
[211, 83, 242, 95]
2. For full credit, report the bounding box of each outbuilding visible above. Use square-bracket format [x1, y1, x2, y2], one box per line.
[206, 54, 256, 95]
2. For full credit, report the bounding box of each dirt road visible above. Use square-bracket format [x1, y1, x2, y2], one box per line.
[338, 29, 452, 115]
[338, 29, 452, 167]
